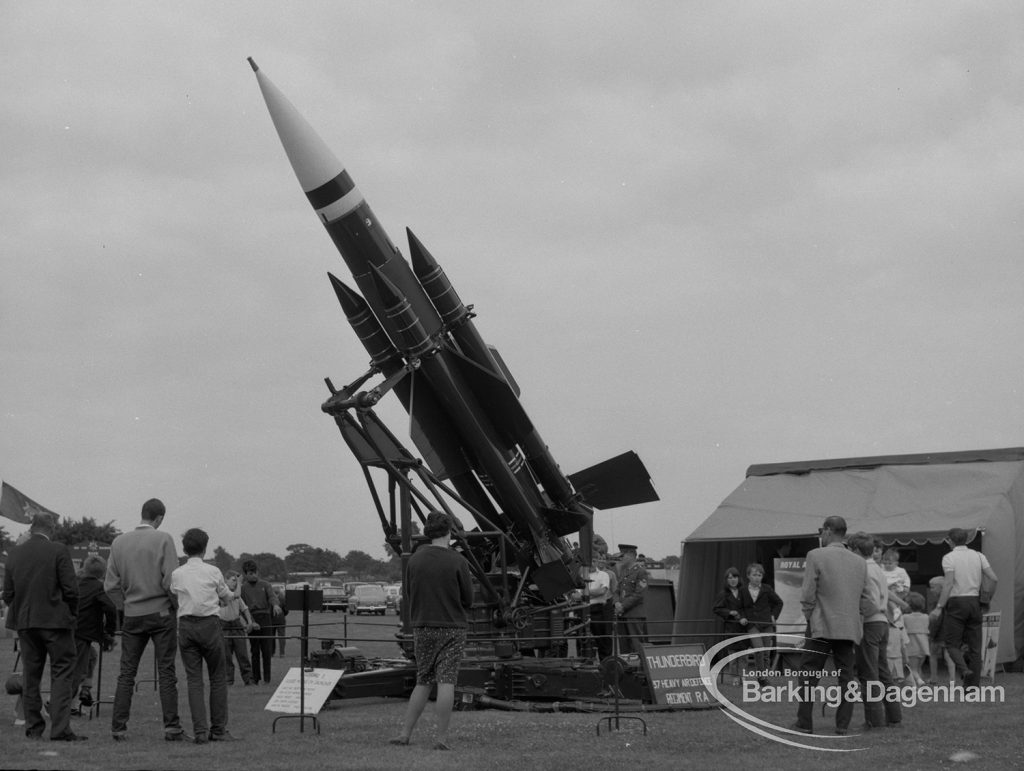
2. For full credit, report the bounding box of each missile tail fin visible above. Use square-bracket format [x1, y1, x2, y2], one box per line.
[568, 451, 659, 510]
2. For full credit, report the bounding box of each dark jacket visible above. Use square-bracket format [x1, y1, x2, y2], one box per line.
[712, 588, 747, 634]
[2, 534, 78, 630]
[75, 575, 117, 642]
[740, 583, 784, 626]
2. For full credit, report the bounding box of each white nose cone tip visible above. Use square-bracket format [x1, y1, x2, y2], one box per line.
[252, 66, 346, 194]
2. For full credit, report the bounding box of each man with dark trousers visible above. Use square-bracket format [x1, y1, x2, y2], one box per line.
[930, 527, 999, 687]
[2, 511, 85, 741]
[239, 560, 281, 685]
[105, 498, 187, 742]
[791, 516, 874, 736]
[614, 544, 648, 654]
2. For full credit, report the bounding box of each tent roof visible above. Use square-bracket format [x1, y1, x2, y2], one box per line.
[688, 447, 1024, 545]
[746, 447, 1024, 477]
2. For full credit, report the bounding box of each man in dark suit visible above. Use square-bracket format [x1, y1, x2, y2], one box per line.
[2, 511, 86, 741]
[791, 515, 874, 736]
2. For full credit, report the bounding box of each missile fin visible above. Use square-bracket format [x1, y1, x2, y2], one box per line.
[444, 344, 534, 442]
[568, 451, 660, 510]
[486, 346, 521, 397]
[539, 506, 592, 538]
[407, 369, 470, 479]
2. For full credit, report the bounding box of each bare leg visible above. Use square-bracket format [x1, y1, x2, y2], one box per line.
[434, 683, 455, 746]
[394, 684, 431, 743]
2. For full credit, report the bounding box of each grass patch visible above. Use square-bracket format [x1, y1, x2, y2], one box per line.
[1, 617, 1022, 770]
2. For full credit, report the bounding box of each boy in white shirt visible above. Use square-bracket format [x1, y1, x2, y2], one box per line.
[169, 528, 235, 744]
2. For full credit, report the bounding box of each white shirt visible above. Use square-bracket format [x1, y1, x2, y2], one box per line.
[942, 546, 990, 597]
[882, 565, 911, 594]
[170, 558, 232, 617]
[586, 568, 611, 606]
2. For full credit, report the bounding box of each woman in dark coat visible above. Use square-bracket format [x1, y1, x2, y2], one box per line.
[711, 567, 748, 684]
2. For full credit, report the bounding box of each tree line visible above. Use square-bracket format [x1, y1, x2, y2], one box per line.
[0, 518, 400, 583]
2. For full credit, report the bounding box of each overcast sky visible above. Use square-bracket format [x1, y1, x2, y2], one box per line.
[2, 3, 1022, 562]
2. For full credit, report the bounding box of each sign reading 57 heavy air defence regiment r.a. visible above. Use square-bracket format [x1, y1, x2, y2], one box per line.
[640, 643, 716, 708]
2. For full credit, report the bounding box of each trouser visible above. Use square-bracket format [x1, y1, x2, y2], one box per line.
[746, 622, 775, 672]
[616, 612, 647, 655]
[178, 615, 228, 738]
[249, 612, 274, 684]
[222, 621, 254, 684]
[274, 617, 287, 656]
[589, 602, 613, 660]
[112, 610, 182, 736]
[941, 596, 983, 687]
[70, 639, 95, 702]
[794, 636, 857, 732]
[18, 628, 77, 739]
[857, 620, 903, 727]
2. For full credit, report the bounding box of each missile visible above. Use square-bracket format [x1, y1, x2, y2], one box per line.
[326, 271, 508, 534]
[249, 59, 657, 596]
[249, 59, 575, 570]
[407, 230, 579, 511]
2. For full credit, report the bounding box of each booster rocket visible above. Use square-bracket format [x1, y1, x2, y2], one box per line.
[249, 59, 657, 599]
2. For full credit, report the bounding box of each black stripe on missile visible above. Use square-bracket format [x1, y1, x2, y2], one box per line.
[305, 170, 356, 209]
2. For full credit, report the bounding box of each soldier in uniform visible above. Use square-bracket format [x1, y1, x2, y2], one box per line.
[613, 544, 648, 655]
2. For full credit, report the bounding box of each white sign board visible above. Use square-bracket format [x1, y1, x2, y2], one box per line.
[981, 611, 1000, 681]
[264, 668, 344, 714]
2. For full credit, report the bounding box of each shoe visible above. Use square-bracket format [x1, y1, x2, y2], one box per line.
[210, 731, 238, 742]
[51, 732, 88, 742]
[165, 731, 194, 742]
[193, 733, 208, 745]
[111, 734, 128, 742]
[432, 741, 452, 750]
[788, 722, 812, 735]
[26, 732, 44, 740]
[388, 736, 410, 746]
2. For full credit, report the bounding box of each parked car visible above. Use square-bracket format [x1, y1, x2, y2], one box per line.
[314, 578, 347, 612]
[383, 584, 401, 613]
[347, 584, 387, 615]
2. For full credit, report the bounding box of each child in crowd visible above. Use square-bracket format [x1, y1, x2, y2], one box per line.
[903, 592, 929, 687]
[712, 567, 747, 686]
[71, 556, 117, 715]
[219, 571, 255, 686]
[169, 528, 235, 743]
[741, 563, 783, 688]
[926, 575, 956, 682]
[881, 549, 910, 682]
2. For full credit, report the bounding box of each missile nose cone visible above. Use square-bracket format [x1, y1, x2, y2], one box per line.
[369, 265, 405, 308]
[250, 63, 345, 194]
[327, 272, 368, 319]
[407, 228, 439, 278]
[247, 57, 259, 73]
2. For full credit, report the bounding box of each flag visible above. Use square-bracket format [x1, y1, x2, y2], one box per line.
[0, 481, 61, 524]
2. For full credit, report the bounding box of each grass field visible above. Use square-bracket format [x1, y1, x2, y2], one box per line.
[1, 616, 1021, 770]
